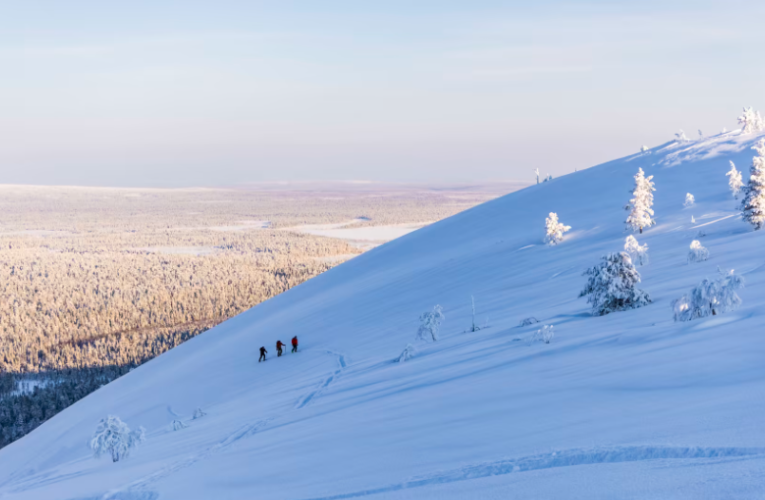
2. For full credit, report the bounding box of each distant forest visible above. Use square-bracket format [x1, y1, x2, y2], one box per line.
[0, 184, 504, 449]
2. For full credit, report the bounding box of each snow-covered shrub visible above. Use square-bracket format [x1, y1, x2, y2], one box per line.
[193, 408, 207, 420]
[579, 252, 651, 316]
[534, 168, 540, 185]
[741, 139, 765, 230]
[544, 212, 571, 245]
[90, 415, 145, 462]
[698, 130, 703, 139]
[691, 215, 696, 224]
[684, 193, 695, 208]
[518, 317, 539, 327]
[641, 145, 648, 153]
[727, 161, 743, 199]
[625, 168, 656, 233]
[532, 325, 554, 344]
[416, 305, 445, 341]
[397, 344, 417, 363]
[673, 270, 745, 321]
[675, 130, 689, 142]
[172, 419, 188, 431]
[624, 235, 649, 266]
[738, 107, 765, 134]
[469, 295, 480, 332]
[687, 240, 709, 263]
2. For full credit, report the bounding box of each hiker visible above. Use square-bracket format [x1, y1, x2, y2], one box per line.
[291, 336, 298, 353]
[276, 340, 285, 357]
[259, 346, 267, 362]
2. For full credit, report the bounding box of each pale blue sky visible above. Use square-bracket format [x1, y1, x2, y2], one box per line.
[0, 1, 763, 187]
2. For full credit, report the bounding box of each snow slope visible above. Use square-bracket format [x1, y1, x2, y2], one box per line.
[2, 131, 765, 499]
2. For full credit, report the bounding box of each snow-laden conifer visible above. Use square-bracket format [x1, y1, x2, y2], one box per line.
[579, 252, 651, 316]
[193, 408, 207, 419]
[416, 305, 444, 341]
[624, 235, 649, 266]
[532, 325, 554, 344]
[641, 145, 648, 153]
[90, 415, 145, 462]
[740, 139, 765, 230]
[172, 419, 188, 431]
[673, 270, 744, 321]
[726, 161, 743, 199]
[534, 168, 540, 185]
[684, 193, 695, 208]
[397, 344, 417, 363]
[625, 168, 656, 234]
[687, 240, 709, 263]
[738, 107, 765, 134]
[675, 130, 689, 142]
[544, 212, 571, 245]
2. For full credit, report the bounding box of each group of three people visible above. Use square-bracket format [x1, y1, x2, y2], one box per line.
[259, 336, 298, 362]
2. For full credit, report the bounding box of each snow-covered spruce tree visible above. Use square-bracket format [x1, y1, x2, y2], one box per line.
[738, 107, 765, 134]
[726, 161, 743, 199]
[675, 130, 689, 142]
[534, 168, 540, 185]
[172, 419, 188, 431]
[533, 325, 554, 344]
[684, 193, 695, 208]
[641, 145, 648, 153]
[193, 408, 207, 420]
[673, 269, 745, 321]
[90, 415, 145, 462]
[624, 235, 649, 266]
[397, 344, 417, 363]
[687, 240, 709, 263]
[416, 305, 445, 341]
[579, 252, 651, 316]
[544, 212, 571, 245]
[740, 139, 765, 230]
[625, 168, 656, 234]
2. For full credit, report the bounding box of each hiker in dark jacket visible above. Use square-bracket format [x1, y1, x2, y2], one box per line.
[276, 340, 285, 357]
[259, 346, 267, 362]
[291, 336, 298, 353]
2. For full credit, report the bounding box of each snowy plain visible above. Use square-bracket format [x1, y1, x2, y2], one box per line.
[1, 131, 765, 499]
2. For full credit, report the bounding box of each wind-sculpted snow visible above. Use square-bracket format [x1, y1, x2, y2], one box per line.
[2, 130, 765, 499]
[301, 446, 765, 500]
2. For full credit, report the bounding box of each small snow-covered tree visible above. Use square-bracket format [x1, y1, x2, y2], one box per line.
[726, 161, 743, 199]
[625, 168, 656, 233]
[698, 130, 703, 139]
[641, 145, 648, 153]
[397, 344, 417, 363]
[624, 235, 649, 266]
[90, 415, 145, 462]
[687, 240, 709, 263]
[740, 139, 765, 230]
[534, 168, 540, 185]
[579, 252, 651, 316]
[416, 305, 445, 341]
[544, 212, 571, 245]
[675, 130, 689, 142]
[172, 419, 188, 431]
[738, 107, 765, 134]
[684, 193, 695, 207]
[532, 325, 554, 344]
[193, 408, 207, 419]
[673, 269, 745, 321]
[469, 295, 480, 332]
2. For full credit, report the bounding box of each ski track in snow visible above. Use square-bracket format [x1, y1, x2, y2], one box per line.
[299, 446, 765, 500]
[103, 350, 349, 499]
[295, 350, 348, 410]
[101, 419, 273, 500]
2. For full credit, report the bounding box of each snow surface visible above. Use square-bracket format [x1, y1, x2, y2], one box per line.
[2, 132, 765, 499]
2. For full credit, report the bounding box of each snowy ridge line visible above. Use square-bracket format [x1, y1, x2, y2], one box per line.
[101, 418, 272, 500]
[299, 446, 765, 500]
[295, 350, 348, 410]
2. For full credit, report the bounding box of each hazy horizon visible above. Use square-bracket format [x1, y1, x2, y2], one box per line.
[2, 1, 764, 187]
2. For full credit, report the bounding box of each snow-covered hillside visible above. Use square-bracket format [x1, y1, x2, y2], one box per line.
[2, 131, 765, 500]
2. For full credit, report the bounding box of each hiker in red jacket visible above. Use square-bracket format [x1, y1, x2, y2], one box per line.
[276, 340, 285, 357]
[291, 336, 298, 353]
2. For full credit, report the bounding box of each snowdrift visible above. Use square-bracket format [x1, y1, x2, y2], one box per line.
[1, 131, 765, 499]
